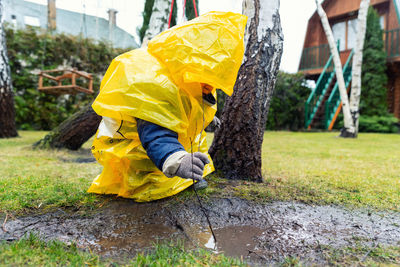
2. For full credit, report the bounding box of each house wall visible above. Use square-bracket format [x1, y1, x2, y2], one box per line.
[323, 0, 388, 19]
[3, 0, 138, 49]
[388, 0, 400, 29]
[302, 0, 396, 50]
[388, 63, 400, 118]
[300, 0, 400, 119]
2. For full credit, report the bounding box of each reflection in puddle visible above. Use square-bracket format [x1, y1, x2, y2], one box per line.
[190, 225, 264, 260]
[204, 236, 216, 250]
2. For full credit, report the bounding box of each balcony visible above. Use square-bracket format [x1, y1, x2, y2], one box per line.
[299, 28, 400, 73]
[385, 28, 400, 60]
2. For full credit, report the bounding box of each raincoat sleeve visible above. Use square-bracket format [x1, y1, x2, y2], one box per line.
[136, 118, 185, 171]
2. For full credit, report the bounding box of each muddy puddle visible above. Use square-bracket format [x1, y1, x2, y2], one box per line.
[1, 198, 400, 265]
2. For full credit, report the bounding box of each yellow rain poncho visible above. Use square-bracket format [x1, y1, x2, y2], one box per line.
[88, 12, 247, 202]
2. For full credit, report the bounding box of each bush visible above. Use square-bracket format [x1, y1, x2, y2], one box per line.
[334, 114, 399, 133]
[6, 25, 131, 130]
[359, 115, 399, 133]
[266, 71, 310, 131]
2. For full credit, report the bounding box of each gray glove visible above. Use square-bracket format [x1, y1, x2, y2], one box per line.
[175, 152, 210, 181]
[213, 116, 221, 128]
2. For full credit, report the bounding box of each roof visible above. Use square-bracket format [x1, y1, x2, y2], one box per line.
[3, 0, 138, 49]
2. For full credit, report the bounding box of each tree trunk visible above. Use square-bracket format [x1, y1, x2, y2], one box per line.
[349, 0, 371, 137]
[209, 0, 283, 182]
[33, 103, 101, 150]
[177, 0, 187, 24]
[315, 0, 356, 137]
[142, 0, 171, 47]
[0, 0, 18, 138]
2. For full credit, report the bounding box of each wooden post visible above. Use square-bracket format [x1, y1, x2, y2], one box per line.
[88, 75, 93, 92]
[71, 72, 76, 86]
[38, 74, 43, 89]
[47, 0, 56, 31]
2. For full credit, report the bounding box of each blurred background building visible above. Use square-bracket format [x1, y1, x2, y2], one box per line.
[3, 0, 138, 49]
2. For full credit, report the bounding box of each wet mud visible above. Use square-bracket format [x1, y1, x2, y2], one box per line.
[1, 198, 400, 265]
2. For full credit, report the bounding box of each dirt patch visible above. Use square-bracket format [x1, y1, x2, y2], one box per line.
[1, 198, 400, 265]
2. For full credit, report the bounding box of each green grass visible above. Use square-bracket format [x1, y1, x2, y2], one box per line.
[201, 131, 400, 211]
[0, 233, 104, 266]
[320, 243, 400, 266]
[279, 244, 400, 267]
[0, 131, 101, 213]
[132, 242, 245, 266]
[0, 234, 245, 266]
[1, 131, 400, 213]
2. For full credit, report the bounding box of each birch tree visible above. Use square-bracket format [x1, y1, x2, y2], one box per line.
[209, 0, 284, 181]
[142, 0, 172, 47]
[315, 0, 356, 137]
[349, 0, 371, 137]
[0, 0, 18, 138]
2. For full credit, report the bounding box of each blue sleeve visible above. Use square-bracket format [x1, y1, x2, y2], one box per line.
[136, 118, 185, 171]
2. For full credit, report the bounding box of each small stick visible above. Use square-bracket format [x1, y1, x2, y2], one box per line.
[190, 132, 218, 247]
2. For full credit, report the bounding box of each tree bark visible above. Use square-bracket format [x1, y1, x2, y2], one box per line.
[315, 0, 356, 137]
[209, 0, 283, 182]
[142, 0, 171, 47]
[349, 0, 371, 137]
[33, 103, 101, 150]
[0, 0, 18, 138]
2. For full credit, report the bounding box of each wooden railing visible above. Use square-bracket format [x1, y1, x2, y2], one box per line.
[385, 28, 400, 59]
[300, 28, 400, 71]
[299, 44, 330, 71]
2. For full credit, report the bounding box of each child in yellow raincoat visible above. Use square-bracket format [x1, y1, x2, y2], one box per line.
[88, 11, 247, 202]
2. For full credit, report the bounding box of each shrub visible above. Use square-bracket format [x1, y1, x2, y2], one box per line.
[266, 71, 310, 131]
[334, 114, 399, 133]
[358, 115, 399, 133]
[6, 25, 130, 130]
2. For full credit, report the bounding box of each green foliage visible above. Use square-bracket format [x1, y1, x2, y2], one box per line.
[360, 7, 388, 116]
[138, 0, 155, 42]
[171, 0, 178, 27]
[358, 115, 399, 133]
[266, 71, 310, 131]
[5, 26, 128, 130]
[185, 0, 199, 20]
[334, 113, 399, 133]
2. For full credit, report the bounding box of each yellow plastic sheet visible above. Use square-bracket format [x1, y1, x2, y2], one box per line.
[88, 12, 247, 202]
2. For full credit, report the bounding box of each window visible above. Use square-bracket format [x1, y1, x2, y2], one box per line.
[347, 19, 358, 49]
[332, 18, 358, 51]
[332, 21, 346, 51]
[23, 16, 40, 27]
[380, 16, 385, 29]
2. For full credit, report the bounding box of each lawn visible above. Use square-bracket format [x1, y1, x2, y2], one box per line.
[0, 233, 244, 266]
[1, 130, 399, 265]
[219, 131, 400, 210]
[1, 131, 399, 213]
[0, 131, 100, 213]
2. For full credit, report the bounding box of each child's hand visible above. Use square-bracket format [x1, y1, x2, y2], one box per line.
[175, 152, 210, 181]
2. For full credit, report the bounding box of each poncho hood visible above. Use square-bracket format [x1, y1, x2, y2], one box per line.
[147, 11, 247, 96]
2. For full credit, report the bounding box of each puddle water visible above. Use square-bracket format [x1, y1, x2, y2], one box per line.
[1, 198, 400, 265]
